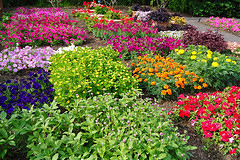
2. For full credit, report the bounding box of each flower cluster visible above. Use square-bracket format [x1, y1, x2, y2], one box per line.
[170, 16, 186, 26]
[0, 7, 88, 47]
[92, 22, 158, 39]
[83, 0, 97, 9]
[135, 11, 151, 23]
[0, 69, 54, 115]
[49, 46, 138, 107]
[0, 46, 55, 72]
[172, 86, 240, 155]
[158, 31, 184, 39]
[226, 41, 240, 54]
[203, 16, 240, 32]
[107, 35, 183, 60]
[131, 55, 207, 99]
[169, 45, 240, 90]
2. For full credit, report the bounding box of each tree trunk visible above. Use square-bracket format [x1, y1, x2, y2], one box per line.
[0, 0, 3, 18]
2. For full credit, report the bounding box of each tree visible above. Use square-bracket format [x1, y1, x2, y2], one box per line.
[0, 0, 3, 18]
[150, 0, 170, 8]
[47, 0, 63, 7]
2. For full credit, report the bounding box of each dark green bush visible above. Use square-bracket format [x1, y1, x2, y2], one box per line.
[168, 0, 240, 18]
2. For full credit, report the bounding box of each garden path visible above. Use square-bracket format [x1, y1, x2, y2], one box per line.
[185, 17, 240, 43]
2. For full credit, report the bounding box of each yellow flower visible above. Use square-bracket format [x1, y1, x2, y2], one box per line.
[207, 54, 212, 59]
[190, 55, 197, 60]
[201, 59, 207, 62]
[192, 51, 197, 54]
[212, 62, 219, 67]
[213, 57, 218, 61]
[232, 61, 236, 64]
[226, 59, 231, 62]
[177, 49, 184, 54]
[175, 49, 179, 52]
[207, 50, 213, 54]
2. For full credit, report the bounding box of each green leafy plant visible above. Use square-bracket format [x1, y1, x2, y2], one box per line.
[169, 45, 240, 90]
[1, 12, 13, 23]
[95, 5, 109, 14]
[49, 46, 139, 107]
[0, 93, 197, 159]
[104, 10, 121, 19]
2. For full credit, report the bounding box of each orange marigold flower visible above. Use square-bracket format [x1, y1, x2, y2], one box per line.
[144, 79, 148, 82]
[198, 85, 202, 89]
[138, 56, 141, 60]
[194, 85, 198, 89]
[155, 69, 159, 73]
[162, 90, 167, 95]
[167, 89, 172, 95]
[149, 68, 154, 72]
[136, 75, 139, 78]
[203, 83, 208, 88]
[163, 84, 169, 89]
[135, 68, 140, 72]
[151, 81, 156, 85]
[131, 63, 135, 66]
[142, 73, 146, 75]
[161, 78, 165, 81]
[138, 78, 142, 82]
[142, 68, 145, 71]
[192, 78, 197, 82]
[139, 71, 142, 74]
[199, 78, 204, 82]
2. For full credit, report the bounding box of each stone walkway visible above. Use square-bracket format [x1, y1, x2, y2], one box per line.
[185, 17, 240, 43]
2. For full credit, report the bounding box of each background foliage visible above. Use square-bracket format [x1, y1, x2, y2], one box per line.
[168, 0, 240, 18]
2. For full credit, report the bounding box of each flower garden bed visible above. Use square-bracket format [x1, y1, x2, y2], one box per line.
[1, 2, 240, 160]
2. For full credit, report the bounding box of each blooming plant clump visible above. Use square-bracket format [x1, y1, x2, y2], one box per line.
[49, 46, 139, 107]
[92, 22, 159, 39]
[107, 35, 183, 60]
[0, 46, 55, 72]
[131, 55, 208, 99]
[0, 7, 88, 47]
[0, 69, 54, 116]
[226, 41, 240, 55]
[171, 86, 240, 155]
[203, 17, 240, 32]
[169, 45, 240, 90]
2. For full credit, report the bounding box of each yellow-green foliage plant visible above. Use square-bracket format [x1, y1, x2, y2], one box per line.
[49, 46, 139, 107]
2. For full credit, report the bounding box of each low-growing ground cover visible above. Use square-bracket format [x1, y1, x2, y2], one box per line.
[1, 3, 240, 160]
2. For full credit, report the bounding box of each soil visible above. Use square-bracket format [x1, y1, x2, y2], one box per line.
[1, 6, 239, 160]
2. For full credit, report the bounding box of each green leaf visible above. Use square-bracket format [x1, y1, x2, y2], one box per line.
[0, 112, 7, 119]
[158, 153, 167, 159]
[52, 153, 59, 160]
[8, 141, 16, 146]
[0, 128, 8, 139]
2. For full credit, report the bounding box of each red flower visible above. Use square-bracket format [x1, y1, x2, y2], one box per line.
[224, 119, 233, 129]
[168, 111, 173, 115]
[84, 17, 88, 20]
[203, 131, 212, 138]
[100, 19, 104, 23]
[230, 148, 237, 154]
[179, 110, 185, 118]
[219, 131, 232, 142]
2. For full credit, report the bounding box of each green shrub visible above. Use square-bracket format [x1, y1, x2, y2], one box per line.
[49, 46, 139, 107]
[169, 45, 240, 90]
[1, 93, 197, 159]
[168, 0, 240, 18]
